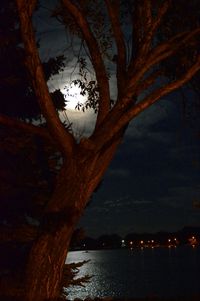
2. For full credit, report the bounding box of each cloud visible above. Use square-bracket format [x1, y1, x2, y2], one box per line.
[130, 199, 153, 205]
[125, 98, 177, 139]
[90, 197, 153, 212]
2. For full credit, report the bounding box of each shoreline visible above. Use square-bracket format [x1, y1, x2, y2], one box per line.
[67, 296, 200, 301]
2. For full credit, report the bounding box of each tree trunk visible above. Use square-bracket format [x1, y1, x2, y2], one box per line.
[24, 224, 74, 301]
[24, 162, 87, 301]
[9, 140, 121, 301]
[22, 151, 100, 301]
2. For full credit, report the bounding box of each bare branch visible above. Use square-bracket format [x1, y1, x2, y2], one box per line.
[130, 1, 143, 60]
[128, 0, 171, 70]
[105, 0, 126, 95]
[0, 113, 53, 142]
[16, 0, 75, 156]
[115, 55, 200, 137]
[0, 224, 37, 242]
[62, 0, 110, 126]
[143, 0, 152, 30]
[152, 0, 171, 34]
[27, 0, 37, 16]
[91, 55, 200, 153]
[16, 0, 37, 16]
[147, 28, 200, 68]
[135, 70, 163, 96]
[128, 1, 150, 69]
[127, 28, 200, 95]
[137, 0, 171, 63]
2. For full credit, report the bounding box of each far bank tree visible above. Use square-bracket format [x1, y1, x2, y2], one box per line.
[0, 0, 200, 300]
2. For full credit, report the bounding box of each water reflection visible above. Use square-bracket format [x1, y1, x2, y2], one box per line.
[64, 247, 200, 300]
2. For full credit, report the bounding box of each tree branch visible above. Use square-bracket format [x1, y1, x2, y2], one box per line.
[0, 224, 37, 242]
[127, 28, 200, 95]
[62, 0, 110, 127]
[128, 0, 153, 70]
[152, 1, 171, 33]
[27, 0, 37, 16]
[91, 55, 200, 153]
[105, 0, 127, 96]
[16, 0, 75, 156]
[147, 28, 200, 69]
[134, 0, 171, 65]
[129, 0, 143, 61]
[0, 113, 53, 142]
[135, 70, 163, 96]
[115, 56, 200, 137]
[143, 0, 152, 30]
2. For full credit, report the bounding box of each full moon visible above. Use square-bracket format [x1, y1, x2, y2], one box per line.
[62, 83, 87, 111]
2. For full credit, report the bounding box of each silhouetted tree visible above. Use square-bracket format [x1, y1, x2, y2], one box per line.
[0, 1, 200, 300]
[0, 1, 67, 299]
[98, 234, 122, 249]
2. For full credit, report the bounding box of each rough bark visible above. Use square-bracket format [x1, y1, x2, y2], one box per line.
[25, 224, 74, 301]
[20, 142, 119, 301]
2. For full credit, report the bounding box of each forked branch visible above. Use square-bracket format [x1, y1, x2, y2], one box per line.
[0, 113, 53, 142]
[128, 1, 170, 70]
[91, 55, 200, 152]
[127, 28, 200, 93]
[136, 0, 171, 63]
[105, 0, 127, 95]
[16, 0, 75, 156]
[62, 0, 110, 126]
[115, 56, 200, 138]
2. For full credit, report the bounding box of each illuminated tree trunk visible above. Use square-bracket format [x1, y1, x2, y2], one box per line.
[24, 161, 85, 301]
[23, 140, 120, 301]
[25, 224, 74, 301]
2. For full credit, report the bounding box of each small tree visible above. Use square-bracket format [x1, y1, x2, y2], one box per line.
[1, 0, 200, 300]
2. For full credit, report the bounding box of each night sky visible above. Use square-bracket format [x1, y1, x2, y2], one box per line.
[35, 1, 200, 238]
[79, 95, 200, 237]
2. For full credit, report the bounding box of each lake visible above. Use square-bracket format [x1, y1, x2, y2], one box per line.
[64, 247, 200, 300]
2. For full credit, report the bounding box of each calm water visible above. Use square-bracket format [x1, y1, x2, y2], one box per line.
[64, 247, 200, 300]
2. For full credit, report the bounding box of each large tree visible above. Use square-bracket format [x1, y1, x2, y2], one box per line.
[1, 0, 200, 300]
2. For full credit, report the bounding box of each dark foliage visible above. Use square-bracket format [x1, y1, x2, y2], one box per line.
[0, 1, 66, 120]
[0, 1, 66, 289]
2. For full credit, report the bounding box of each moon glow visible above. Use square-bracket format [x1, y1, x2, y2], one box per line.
[63, 83, 87, 111]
